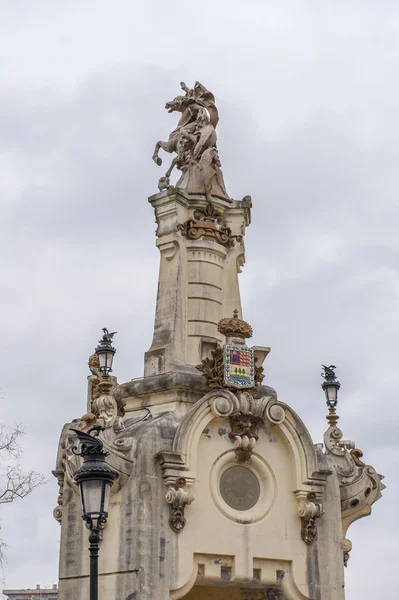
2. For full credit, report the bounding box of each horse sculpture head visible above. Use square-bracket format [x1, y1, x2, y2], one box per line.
[165, 95, 190, 113]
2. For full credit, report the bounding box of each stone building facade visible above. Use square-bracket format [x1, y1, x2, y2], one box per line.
[53, 81, 384, 599]
[2, 585, 58, 600]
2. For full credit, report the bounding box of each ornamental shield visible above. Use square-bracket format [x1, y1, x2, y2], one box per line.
[224, 344, 255, 389]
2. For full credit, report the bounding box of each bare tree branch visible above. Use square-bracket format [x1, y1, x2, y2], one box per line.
[0, 465, 45, 504]
[0, 424, 25, 458]
[0, 422, 46, 575]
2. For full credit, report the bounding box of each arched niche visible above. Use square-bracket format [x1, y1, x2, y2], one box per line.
[157, 390, 328, 600]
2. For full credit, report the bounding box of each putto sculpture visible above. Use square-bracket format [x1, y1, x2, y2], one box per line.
[152, 81, 230, 202]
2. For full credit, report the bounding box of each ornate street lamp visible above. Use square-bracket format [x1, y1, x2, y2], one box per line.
[95, 328, 117, 376]
[71, 426, 117, 600]
[321, 364, 341, 426]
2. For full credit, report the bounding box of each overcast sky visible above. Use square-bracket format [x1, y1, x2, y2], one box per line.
[0, 1, 398, 598]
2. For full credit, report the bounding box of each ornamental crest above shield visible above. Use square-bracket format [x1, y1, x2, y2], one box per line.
[224, 345, 255, 389]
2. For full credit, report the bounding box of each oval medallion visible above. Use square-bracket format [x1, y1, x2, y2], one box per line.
[219, 465, 260, 511]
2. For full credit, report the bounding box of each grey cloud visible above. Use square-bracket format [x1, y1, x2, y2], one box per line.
[1, 2, 398, 598]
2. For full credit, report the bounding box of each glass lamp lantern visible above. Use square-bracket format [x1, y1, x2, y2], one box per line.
[321, 364, 341, 412]
[322, 380, 341, 409]
[95, 328, 117, 376]
[71, 427, 117, 527]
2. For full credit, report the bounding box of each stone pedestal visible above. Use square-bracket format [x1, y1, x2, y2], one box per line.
[144, 189, 251, 376]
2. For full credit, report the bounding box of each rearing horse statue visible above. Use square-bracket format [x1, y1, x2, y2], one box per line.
[152, 82, 219, 168]
[152, 81, 230, 202]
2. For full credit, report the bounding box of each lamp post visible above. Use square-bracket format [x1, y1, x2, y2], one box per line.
[71, 426, 117, 600]
[321, 364, 341, 426]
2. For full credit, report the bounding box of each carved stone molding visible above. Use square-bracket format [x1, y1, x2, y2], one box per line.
[177, 204, 240, 247]
[159, 239, 179, 261]
[81, 370, 127, 440]
[170, 553, 311, 600]
[52, 468, 65, 524]
[296, 491, 323, 546]
[208, 390, 285, 428]
[208, 389, 286, 462]
[265, 402, 286, 425]
[165, 477, 194, 533]
[229, 413, 263, 462]
[342, 538, 352, 567]
[323, 419, 385, 568]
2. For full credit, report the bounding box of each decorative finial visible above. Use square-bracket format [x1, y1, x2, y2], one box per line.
[217, 310, 253, 339]
[70, 426, 109, 458]
[321, 364, 337, 383]
[321, 365, 341, 426]
[101, 328, 117, 343]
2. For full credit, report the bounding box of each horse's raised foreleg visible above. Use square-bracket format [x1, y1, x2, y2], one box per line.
[152, 141, 163, 166]
[165, 157, 178, 179]
[152, 141, 173, 167]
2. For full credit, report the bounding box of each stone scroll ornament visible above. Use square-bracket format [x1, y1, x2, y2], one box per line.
[152, 81, 231, 203]
[296, 492, 323, 546]
[177, 203, 243, 248]
[165, 477, 194, 533]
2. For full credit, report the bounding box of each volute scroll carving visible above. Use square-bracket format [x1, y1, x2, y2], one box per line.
[296, 491, 323, 546]
[165, 477, 195, 533]
[210, 390, 286, 463]
[209, 389, 239, 418]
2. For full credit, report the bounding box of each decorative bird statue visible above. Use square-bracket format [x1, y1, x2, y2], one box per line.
[102, 328, 117, 343]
